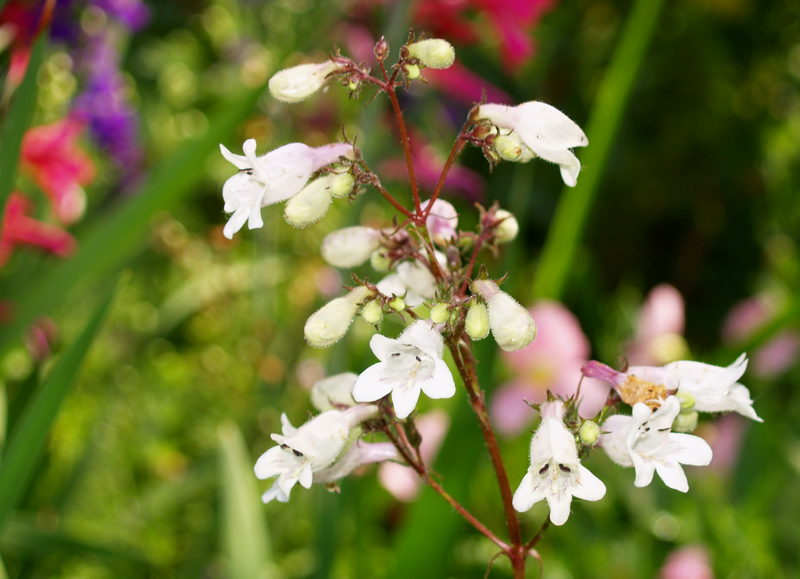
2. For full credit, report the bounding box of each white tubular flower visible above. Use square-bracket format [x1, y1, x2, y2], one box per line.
[255, 404, 379, 503]
[321, 226, 383, 268]
[269, 60, 342, 103]
[284, 174, 335, 228]
[407, 39, 455, 69]
[220, 139, 353, 239]
[512, 400, 606, 526]
[421, 199, 458, 244]
[352, 320, 456, 419]
[304, 286, 377, 348]
[310, 372, 358, 411]
[313, 441, 400, 484]
[476, 102, 588, 187]
[600, 396, 713, 492]
[629, 353, 762, 422]
[376, 253, 444, 307]
[471, 280, 537, 352]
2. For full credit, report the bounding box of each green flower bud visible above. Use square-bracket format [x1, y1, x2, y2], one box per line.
[493, 135, 523, 161]
[430, 302, 450, 324]
[676, 390, 696, 411]
[404, 63, 420, 79]
[361, 299, 383, 325]
[579, 420, 600, 446]
[370, 249, 392, 272]
[330, 173, 355, 199]
[465, 300, 490, 341]
[348, 79, 359, 91]
[672, 410, 699, 433]
[407, 39, 455, 69]
[389, 296, 405, 312]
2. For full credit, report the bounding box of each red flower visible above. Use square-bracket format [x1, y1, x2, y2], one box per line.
[0, 193, 76, 267]
[20, 118, 95, 225]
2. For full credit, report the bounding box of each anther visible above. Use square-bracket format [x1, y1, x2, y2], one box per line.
[539, 464, 549, 474]
[558, 464, 571, 473]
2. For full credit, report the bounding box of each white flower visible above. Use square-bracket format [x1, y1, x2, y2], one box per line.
[255, 405, 379, 503]
[512, 400, 606, 526]
[284, 173, 335, 228]
[476, 102, 588, 187]
[321, 226, 383, 268]
[421, 198, 458, 244]
[269, 60, 342, 103]
[311, 372, 358, 411]
[376, 253, 445, 307]
[471, 279, 537, 351]
[220, 139, 353, 239]
[304, 286, 376, 348]
[313, 441, 400, 484]
[600, 396, 713, 492]
[629, 353, 762, 422]
[352, 320, 456, 419]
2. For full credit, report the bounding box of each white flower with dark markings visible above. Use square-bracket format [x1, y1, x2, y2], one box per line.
[353, 320, 455, 419]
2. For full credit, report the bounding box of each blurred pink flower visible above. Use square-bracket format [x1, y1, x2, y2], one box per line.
[21, 118, 95, 225]
[378, 409, 450, 502]
[722, 296, 799, 378]
[424, 63, 513, 107]
[704, 413, 748, 474]
[490, 301, 609, 436]
[627, 284, 688, 366]
[0, 193, 76, 267]
[659, 545, 714, 579]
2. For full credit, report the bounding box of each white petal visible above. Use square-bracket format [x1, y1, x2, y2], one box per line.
[571, 465, 606, 502]
[253, 446, 287, 479]
[512, 101, 588, 150]
[655, 461, 689, 492]
[220, 143, 251, 170]
[665, 433, 713, 466]
[223, 206, 250, 239]
[419, 359, 456, 400]
[352, 363, 396, 402]
[512, 472, 546, 512]
[370, 334, 400, 362]
[376, 274, 406, 299]
[392, 384, 422, 419]
[280, 413, 297, 436]
[631, 452, 656, 487]
[546, 492, 573, 526]
[400, 320, 444, 359]
[261, 480, 288, 504]
[558, 152, 580, 187]
[298, 463, 313, 489]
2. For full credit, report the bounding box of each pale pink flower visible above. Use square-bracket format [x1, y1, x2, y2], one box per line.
[0, 193, 76, 267]
[660, 545, 714, 579]
[378, 409, 450, 501]
[420, 198, 458, 244]
[627, 284, 687, 366]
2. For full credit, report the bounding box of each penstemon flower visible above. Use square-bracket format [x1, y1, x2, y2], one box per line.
[269, 60, 343, 103]
[512, 400, 606, 525]
[376, 254, 444, 307]
[471, 279, 537, 351]
[421, 198, 458, 244]
[311, 372, 358, 411]
[321, 226, 383, 268]
[219, 139, 353, 239]
[599, 396, 713, 492]
[353, 320, 456, 419]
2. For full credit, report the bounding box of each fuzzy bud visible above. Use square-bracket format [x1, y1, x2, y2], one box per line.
[404, 63, 420, 79]
[493, 209, 519, 244]
[672, 410, 699, 433]
[370, 249, 392, 272]
[321, 226, 382, 268]
[269, 60, 341, 103]
[676, 390, 696, 411]
[406, 39, 455, 69]
[430, 303, 450, 325]
[579, 420, 600, 446]
[465, 300, 490, 340]
[304, 286, 376, 347]
[374, 37, 389, 60]
[471, 280, 536, 352]
[493, 134, 523, 161]
[389, 296, 405, 312]
[330, 173, 355, 199]
[361, 299, 383, 325]
[284, 175, 334, 228]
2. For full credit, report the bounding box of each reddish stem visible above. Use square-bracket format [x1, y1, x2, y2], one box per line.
[423, 120, 472, 219]
[458, 228, 493, 297]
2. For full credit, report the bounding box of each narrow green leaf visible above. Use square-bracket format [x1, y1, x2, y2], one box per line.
[218, 423, 271, 579]
[533, 0, 666, 300]
[0, 85, 263, 358]
[0, 35, 46, 218]
[0, 280, 116, 532]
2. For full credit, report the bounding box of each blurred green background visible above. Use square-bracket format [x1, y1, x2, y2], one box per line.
[0, 0, 799, 577]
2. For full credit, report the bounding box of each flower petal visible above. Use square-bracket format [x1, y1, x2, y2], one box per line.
[571, 465, 606, 502]
[352, 363, 396, 402]
[654, 461, 689, 492]
[512, 471, 546, 512]
[392, 384, 422, 419]
[545, 492, 573, 526]
[665, 433, 713, 466]
[419, 359, 456, 400]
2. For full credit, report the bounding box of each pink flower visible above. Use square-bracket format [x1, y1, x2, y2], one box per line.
[21, 118, 95, 225]
[0, 193, 76, 267]
[423, 63, 514, 107]
[490, 301, 609, 436]
[722, 296, 799, 378]
[378, 409, 450, 502]
[659, 546, 714, 579]
[627, 284, 688, 366]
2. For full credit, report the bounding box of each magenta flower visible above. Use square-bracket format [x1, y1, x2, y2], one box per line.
[490, 301, 609, 436]
[21, 118, 95, 225]
[0, 193, 76, 267]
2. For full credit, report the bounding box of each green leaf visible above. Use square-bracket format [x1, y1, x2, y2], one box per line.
[0, 85, 264, 359]
[0, 279, 117, 532]
[0, 35, 46, 219]
[533, 0, 667, 301]
[218, 423, 271, 579]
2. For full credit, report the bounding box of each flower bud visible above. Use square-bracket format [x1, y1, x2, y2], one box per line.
[430, 303, 450, 325]
[321, 226, 382, 268]
[493, 134, 523, 161]
[269, 60, 342, 103]
[370, 249, 392, 272]
[404, 63, 420, 79]
[311, 373, 358, 411]
[407, 39, 455, 69]
[672, 410, 699, 433]
[471, 280, 536, 352]
[361, 299, 383, 325]
[465, 300, 489, 340]
[579, 420, 600, 446]
[330, 173, 355, 199]
[493, 209, 519, 244]
[389, 296, 405, 311]
[304, 286, 376, 348]
[374, 37, 389, 60]
[676, 390, 696, 411]
[347, 79, 359, 91]
[284, 175, 334, 228]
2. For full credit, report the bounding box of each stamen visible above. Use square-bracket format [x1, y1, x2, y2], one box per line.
[539, 464, 549, 474]
[558, 464, 571, 473]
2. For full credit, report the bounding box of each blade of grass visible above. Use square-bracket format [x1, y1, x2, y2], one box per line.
[218, 423, 271, 579]
[0, 279, 116, 532]
[533, 0, 666, 300]
[0, 35, 46, 218]
[0, 85, 263, 358]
